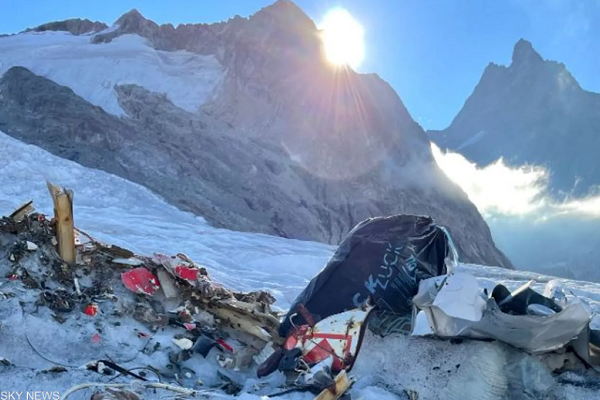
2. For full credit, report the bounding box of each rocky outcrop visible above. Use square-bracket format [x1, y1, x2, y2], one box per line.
[0, 1, 514, 268]
[430, 39, 600, 197]
[24, 19, 108, 35]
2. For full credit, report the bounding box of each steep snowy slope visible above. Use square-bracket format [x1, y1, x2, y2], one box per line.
[1, 131, 599, 399]
[0, 1, 513, 269]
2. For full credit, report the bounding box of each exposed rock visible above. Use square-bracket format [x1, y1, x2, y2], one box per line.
[24, 19, 108, 35]
[92, 10, 162, 44]
[511, 38, 544, 66]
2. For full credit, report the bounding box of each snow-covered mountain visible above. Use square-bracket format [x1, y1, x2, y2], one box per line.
[0, 1, 512, 268]
[430, 39, 600, 197]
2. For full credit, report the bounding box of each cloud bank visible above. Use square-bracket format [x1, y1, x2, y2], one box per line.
[431, 143, 600, 220]
[432, 143, 600, 280]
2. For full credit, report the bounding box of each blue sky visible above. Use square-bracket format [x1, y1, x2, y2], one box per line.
[1, 0, 599, 130]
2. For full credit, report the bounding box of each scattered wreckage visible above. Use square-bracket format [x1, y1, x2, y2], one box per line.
[0, 182, 599, 399]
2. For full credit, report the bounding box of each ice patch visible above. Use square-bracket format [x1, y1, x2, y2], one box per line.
[0, 32, 224, 115]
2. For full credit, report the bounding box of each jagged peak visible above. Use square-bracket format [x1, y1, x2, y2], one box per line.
[116, 9, 148, 25]
[251, 0, 315, 28]
[258, 0, 306, 16]
[511, 38, 543, 66]
[483, 61, 505, 72]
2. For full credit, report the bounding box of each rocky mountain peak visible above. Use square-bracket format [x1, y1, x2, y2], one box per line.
[251, 0, 315, 28]
[431, 38, 600, 197]
[93, 1, 318, 59]
[113, 9, 159, 34]
[242, 0, 320, 64]
[93, 9, 161, 45]
[257, 0, 304, 15]
[116, 9, 147, 26]
[511, 38, 543, 68]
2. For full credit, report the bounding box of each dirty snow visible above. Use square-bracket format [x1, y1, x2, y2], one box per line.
[0, 32, 224, 115]
[1, 129, 600, 399]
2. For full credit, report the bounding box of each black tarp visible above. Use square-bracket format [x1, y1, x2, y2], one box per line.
[280, 214, 454, 337]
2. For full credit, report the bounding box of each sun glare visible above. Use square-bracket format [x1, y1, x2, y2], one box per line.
[320, 8, 365, 69]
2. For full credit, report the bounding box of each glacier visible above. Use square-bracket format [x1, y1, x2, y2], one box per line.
[0, 32, 224, 116]
[1, 129, 600, 399]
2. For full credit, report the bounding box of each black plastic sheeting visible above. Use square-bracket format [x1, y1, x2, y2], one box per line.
[280, 214, 454, 337]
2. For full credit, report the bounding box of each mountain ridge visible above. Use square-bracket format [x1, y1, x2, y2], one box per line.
[24, 18, 108, 35]
[0, 2, 513, 268]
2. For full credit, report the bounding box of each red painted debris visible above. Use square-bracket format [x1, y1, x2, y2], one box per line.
[37, 215, 45, 222]
[303, 336, 347, 372]
[83, 303, 99, 317]
[183, 323, 197, 331]
[216, 338, 234, 353]
[121, 267, 160, 295]
[297, 304, 316, 328]
[283, 325, 309, 351]
[91, 333, 102, 344]
[173, 265, 201, 281]
[7, 274, 20, 281]
[136, 330, 150, 338]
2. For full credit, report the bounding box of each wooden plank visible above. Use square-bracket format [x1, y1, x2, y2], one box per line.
[47, 181, 76, 263]
[9, 200, 34, 222]
[313, 370, 353, 400]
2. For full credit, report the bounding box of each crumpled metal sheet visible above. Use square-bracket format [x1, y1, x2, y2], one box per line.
[286, 305, 375, 373]
[413, 272, 593, 354]
[570, 324, 600, 371]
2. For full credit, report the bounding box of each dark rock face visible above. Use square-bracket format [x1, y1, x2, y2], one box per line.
[24, 19, 108, 35]
[431, 39, 600, 197]
[0, 2, 514, 269]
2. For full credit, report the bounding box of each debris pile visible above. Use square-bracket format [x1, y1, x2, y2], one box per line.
[0, 187, 364, 399]
[1, 185, 600, 399]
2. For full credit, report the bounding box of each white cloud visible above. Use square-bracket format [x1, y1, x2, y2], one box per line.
[431, 143, 600, 220]
[557, 195, 600, 218]
[431, 143, 600, 275]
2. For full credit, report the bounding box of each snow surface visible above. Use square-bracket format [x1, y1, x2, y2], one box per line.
[1, 129, 600, 399]
[0, 32, 224, 116]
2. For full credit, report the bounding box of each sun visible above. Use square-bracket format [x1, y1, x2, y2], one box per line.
[320, 8, 365, 69]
